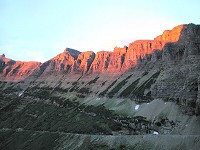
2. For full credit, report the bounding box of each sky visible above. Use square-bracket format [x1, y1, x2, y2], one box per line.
[0, 0, 200, 62]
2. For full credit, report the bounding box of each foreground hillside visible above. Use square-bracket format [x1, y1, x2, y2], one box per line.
[0, 23, 200, 149]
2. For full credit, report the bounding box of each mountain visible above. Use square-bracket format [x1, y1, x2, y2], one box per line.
[0, 54, 41, 81]
[0, 24, 198, 78]
[0, 23, 200, 150]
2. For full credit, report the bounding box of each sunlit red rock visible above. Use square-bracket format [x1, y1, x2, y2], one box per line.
[1, 24, 199, 80]
[0, 55, 41, 81]
[38, 48, 79, 76]
[105, 46, 127, 73]
[121, 40, 164, 70]
[121, 25, 186, 70]
[74, 51, 95, 73]
[89, 51, 112, 73]
[154, 24, 185, 42]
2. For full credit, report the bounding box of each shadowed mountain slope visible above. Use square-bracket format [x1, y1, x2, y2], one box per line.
[1, 23, 200, 150]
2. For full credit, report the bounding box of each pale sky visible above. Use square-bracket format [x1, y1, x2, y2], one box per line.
[0, 0, 200, 62]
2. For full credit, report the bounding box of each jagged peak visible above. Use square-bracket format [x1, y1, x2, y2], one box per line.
[0, 53, 5, 59]
[50, 48, 81, 61]
[64, 48, 81, 59]
[0, 54, 15, 64]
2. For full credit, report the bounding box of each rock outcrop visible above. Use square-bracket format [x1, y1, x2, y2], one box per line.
[2, 24, 198, 80]
[38, 48, 78, 76]
[105, 46, 127, 73]
[31, 24, 195, 76]
[121, 40, 164, 69]
[1, 24, 200, 111]
[1, 24, 200, 150]
[89, 51, 112, 73]
[154, 24, 184, 42]
[0, 54, 41, 81]
[74, 51, 95, 73]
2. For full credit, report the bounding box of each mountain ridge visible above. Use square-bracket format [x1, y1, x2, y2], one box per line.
[1, 23, 199, 81]
[1, 23, 200, 149]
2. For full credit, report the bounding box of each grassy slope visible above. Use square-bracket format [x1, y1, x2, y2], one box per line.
[0, 130, 200, 150]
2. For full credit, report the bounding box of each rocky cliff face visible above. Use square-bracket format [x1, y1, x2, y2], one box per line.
[89, 51, 112, 73]
[0, 54, 41, 81]
[1, 24, 200, 148]
[74, 51, 95, 73]
[1, 24, 200, 115]
[37, 48, 79, 77]
[1, 24, 197, 79]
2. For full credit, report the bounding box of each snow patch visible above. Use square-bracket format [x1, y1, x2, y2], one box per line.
[153, 131, 159, 135]
[135, 105, 140, 110]
[18, 91, 24, 97]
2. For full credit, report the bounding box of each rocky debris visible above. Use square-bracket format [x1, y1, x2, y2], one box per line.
[195, 77, 200, 115]
[162, 42, 178, 61]
[151, 50, 162, 62]
[148, 23, 200, 114]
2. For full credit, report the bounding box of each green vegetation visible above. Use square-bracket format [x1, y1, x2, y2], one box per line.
[99, 80, 118, 96]
[101, 81, 107, 87]
[142, 71, 148, 76]
[72, 81, 78, 85]
[69, 82, 79, 92]
[1, 92, 155, 136]
[12, 65, 21, 74]
[119, 78, 140, 97]
[119, 71, 160, 100]
[87, 76, 99, 85]
[131, 71, 160, 99]
[69, 81, 80, 92]
[36, 89, 51, 99]
[107, 75, 132, 98]
[0, 97, 123, 135]
[78, 87, 90, 94]
[88, 138, 155, 150]
[0, 130, 61, 150]
[76, 94, 86, 98]
[24, 87, 53, 99]
[2, 85, 19, 94]
[69, 86, 76, 92]
[53, 87, 69, 93]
